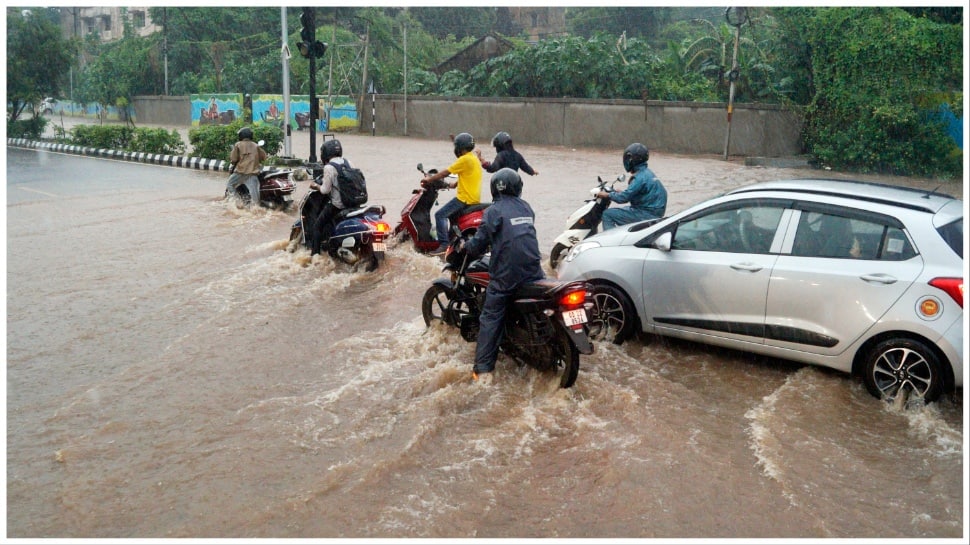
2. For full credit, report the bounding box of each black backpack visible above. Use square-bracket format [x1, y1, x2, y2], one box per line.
[331, 160, 368, 207]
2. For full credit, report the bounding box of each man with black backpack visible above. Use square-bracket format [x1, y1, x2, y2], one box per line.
[307, 139, 367, 255]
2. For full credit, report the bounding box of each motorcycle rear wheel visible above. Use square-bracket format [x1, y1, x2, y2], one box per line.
[553, 329, 580, 388]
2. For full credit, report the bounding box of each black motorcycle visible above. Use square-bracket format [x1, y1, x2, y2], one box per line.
[421, 239, 594, 388]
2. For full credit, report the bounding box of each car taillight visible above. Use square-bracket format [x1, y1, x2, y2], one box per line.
[559, 289, 585, 308]
[929, 277, 964, 308]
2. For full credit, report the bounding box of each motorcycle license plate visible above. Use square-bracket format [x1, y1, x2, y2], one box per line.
[562, 308, 587, 327]
[373, 242, 387, 252]
[283, 194, 293, 202]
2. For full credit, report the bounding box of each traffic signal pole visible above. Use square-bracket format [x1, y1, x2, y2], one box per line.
[300, 7, 318, 163]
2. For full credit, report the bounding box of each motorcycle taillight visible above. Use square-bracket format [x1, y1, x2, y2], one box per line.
[559, 289, 585, 308]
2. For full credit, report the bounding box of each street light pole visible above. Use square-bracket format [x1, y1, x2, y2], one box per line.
[281, 7, 292, 158]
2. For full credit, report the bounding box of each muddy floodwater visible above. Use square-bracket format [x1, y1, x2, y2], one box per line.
[5, 136, 965, 539]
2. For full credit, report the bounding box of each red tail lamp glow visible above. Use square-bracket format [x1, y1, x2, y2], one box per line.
[560, 290, 586, 307]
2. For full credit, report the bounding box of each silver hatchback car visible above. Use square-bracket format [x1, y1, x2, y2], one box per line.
[557, 179, 964, 403]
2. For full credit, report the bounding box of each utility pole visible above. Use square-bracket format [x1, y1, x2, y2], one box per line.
[163, 8, 168, 95]
[722, 7, 748, 160]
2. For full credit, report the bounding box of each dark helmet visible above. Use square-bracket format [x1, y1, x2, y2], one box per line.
[492, 131, 513, 153]
[489, 168, 523, 200]
[453, 132, 475, 158]
[321, 139, 343, 162]
[622, 142, 650, 172]
[237, 126, 254, 141]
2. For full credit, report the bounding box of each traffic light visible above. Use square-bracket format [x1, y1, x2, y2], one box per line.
[299, 8, 314, 58]
[297, 8, 328, 59]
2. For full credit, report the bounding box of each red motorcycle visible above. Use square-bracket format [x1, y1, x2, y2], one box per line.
[391, 163, 490, 253]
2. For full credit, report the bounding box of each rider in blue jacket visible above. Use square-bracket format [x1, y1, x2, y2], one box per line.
[461, 168, 544, 382]
[597, 143, 667, 230]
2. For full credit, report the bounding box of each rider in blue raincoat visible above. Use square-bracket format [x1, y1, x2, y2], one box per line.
[461, 168, 544, 381]
[597, 143, 667, 230]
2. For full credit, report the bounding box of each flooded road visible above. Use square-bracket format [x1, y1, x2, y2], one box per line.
[5, 139, 964, 539]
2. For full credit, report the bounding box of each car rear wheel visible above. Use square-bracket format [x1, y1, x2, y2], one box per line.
[587, 284, 636, 344]
[863, 337, 945, 403]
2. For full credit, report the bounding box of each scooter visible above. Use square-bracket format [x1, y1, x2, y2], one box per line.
[287, 165, 391, 272]
[224, 140, 296, 210]
[548, 174, 625, 269]
[421, 232, 594, 388]
[392, 163, 490, 253]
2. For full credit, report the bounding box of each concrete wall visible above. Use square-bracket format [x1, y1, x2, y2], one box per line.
[131, 95, 191, 127]
[134, 94, 805, 157]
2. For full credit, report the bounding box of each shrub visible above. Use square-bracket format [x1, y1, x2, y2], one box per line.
[188, 120, 282, 162]
[128, 128, 186, 156]
[70, 124, 135, 150]
[7, 116, 48, 139]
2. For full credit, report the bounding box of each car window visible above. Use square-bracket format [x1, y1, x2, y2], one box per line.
[671, 203, 785, 254]
[937, 218, 963, 259]
[791, 211, 916, 260]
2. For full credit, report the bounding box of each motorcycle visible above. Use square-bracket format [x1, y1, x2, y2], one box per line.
[421, 235, 594, 388]
[548, 174, 625, 269]
[225, 140, 296, 210]
[391, 163, 490, 254]
[287, 164, 391, 272]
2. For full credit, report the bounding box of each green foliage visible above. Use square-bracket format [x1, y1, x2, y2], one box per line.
[67, 124, 186, 155]
[129, 128, 186, 155]
[6, 7, 77, 122]
[188, 120, 283, 162]
[799, 7, 962, 177]
[70, 124, 135, 149]
[7, 116, 48, 139]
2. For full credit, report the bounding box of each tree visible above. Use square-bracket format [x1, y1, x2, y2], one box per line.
[6, 7, 76, 122]
[798, 7, 962, 176]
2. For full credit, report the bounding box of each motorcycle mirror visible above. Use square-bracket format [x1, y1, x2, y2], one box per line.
[416, 163, 424, 172]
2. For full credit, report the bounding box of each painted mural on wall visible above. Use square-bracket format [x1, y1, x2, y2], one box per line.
[258, 95, 359, 132]
[191, 93, 243, 126]
[325, 96, 359, 132]
[253, 94, 286, 129]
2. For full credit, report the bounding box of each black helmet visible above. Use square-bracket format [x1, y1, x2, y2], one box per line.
[489, 168, 523, 200]
[622, 142, 650, 172]
[492, 131, 512, 153]
[321, 139, 343, 162]
[237, 126, 254, 141]
[453, 132, 475, 158]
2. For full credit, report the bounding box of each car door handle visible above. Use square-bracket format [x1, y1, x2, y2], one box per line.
[730, 262, 763, 273]
[860, 273, 898, 285]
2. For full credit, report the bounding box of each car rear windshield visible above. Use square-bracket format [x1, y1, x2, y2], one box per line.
[937, 218, 963, 259]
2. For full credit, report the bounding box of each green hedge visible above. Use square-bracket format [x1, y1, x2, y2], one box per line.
[68, 124, 186, 156]
[7, 117, 49, 140]
[188, 119, 283, 163]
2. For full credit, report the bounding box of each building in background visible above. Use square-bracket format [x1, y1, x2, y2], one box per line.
[59, 7, 159, 43]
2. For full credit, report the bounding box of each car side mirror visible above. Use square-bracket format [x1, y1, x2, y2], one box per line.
[652, 231, 672, 252]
